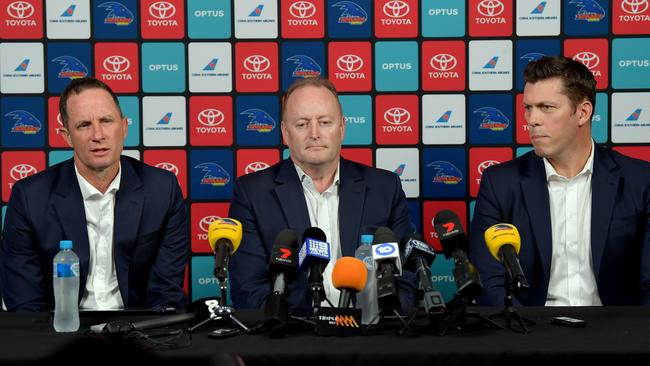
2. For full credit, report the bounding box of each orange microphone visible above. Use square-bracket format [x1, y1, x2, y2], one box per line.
[332, 257, 368, 308]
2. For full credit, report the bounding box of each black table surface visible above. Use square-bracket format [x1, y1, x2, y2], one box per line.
[2, 306, 650, 365]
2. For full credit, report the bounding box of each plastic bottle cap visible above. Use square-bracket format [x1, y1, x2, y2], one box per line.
[59, 240, 73, 249]
[360, 234, 374, 245]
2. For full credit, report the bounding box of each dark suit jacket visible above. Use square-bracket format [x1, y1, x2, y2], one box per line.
[228, 158, 415, 314]
[1, 156, 189, 311]
[469, 146, 650, 306]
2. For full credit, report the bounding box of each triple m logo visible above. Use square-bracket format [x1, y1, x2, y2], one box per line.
[6, 1, 36, 25]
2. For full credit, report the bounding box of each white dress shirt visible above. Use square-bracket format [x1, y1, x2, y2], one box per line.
[75, 165, 125, 310]
[295, 163, 341, 307]
[544, 140, 602, 306]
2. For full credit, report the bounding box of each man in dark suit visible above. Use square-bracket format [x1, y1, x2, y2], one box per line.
[1, 77, 188, 312]
[228, 77, 415, 314]
[470, 56, 650, 306]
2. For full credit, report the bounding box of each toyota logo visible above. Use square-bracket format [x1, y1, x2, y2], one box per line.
[149, 1, 175, 19]
[573, 52, 599, 70]
[621, 0, 649, 14]
[245, 162, 270, 174]
[478, 160, 500, 175]
[477, 0, 504, 16]
[198, 109, 225, 126]
[336, 54, 363, 72]
[7, 1, 34, 19]
[55, 114, 65, 134]
[155, 162, 179, 176]
[289, 1, 316, 18]
[103, 55, 130, 73]
[430, 54, 458, 71]
[10, 164, 38, 181]
[384, 107, 411, 125]
[243, 55, 271, 73]
[199, 215, 221, 233]
[383, 0, 410, 17]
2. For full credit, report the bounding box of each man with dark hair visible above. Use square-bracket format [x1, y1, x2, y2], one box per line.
[470, 56, 650, 306]
[228, 77, 415, 313]
[1, 77, 188, 311]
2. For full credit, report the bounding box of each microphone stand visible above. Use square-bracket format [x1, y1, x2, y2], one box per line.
[437, 294, 504, 336]
[488, 272, 535, 334]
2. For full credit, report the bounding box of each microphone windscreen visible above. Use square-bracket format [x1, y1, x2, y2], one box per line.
[484, 223, 522, 260]
[332, 257, 368, 292]
[399, 232, 426, 250]
[302, 227, 327, 243]
[208, 218, 243, 253]
[373, 226, 397, 244]
[273, 228, 300, 249]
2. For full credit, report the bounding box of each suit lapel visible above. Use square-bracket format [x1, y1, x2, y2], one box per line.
[52, 160, 90, 296]
[273, 160, 311, 240]
[113, 157, 144, 304]
[590, 146, 619, 278]
[520, 154, 553, 282]
[338, 159, 366, 257]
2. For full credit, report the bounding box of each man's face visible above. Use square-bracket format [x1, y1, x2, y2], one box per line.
[61, 88, 128, 176]
[523, 77, 590, 161]
[281, 85, 345, 170]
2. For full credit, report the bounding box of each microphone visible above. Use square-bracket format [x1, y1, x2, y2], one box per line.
[90, 313, 195, 334]
[332, 257, 368, 308]
[433, 210, 483, 302]
[298, 227, 331, 306]
[400, 233, 446, 316]
[264, 229, 299, 337]
[208, 218, 242, 282]
[372, 227, 402, 313]
[484, 223, 530, 291]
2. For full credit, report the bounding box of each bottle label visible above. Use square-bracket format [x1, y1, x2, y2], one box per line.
[54, 263, 80, 278]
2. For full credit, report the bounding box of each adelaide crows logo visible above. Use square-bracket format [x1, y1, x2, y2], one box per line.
[570, 0, 605, 21]
[241, 109, 276, 133]
[474, 107, 510, 131]
[286, 55, 322, 78]
[6, 110, 42, 134]
[332, 1, 368, 25]
[194, 163, 231, 186]
[52, 56, 88, 80]
[98, 1, 135, 26]
[427, 161, 463, 184]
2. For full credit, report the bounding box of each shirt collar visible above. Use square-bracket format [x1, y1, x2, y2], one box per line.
[75, 163, 121, 200]
[294, 162, 340, 190]
[543, 139, 595, 181]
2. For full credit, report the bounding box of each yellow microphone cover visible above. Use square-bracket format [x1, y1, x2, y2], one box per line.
[208, 218, 243, 254]
[484, 223, 521, 261]
[332, 257, 368, 292]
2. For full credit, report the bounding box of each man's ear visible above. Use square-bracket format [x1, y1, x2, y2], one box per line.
[577, 99, 593, 127]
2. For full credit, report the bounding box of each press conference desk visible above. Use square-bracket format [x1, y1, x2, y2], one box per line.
[2, 307, 650, 365]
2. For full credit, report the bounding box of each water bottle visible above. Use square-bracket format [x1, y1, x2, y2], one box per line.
[53, 240, 80, 332]
[355, 234, 379, 325]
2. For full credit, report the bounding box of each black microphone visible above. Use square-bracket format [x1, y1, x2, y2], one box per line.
[372, 227, 402, 313]
[400, 233, 446, 317]
[433, 210, 483, 302]
[264, 229, 299, 337]
[90, 313, 195, 334]
[298, 227, 330, 306]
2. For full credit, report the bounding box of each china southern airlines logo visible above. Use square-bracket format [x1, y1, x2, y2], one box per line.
[15, 59, 30, 71]
[393, 164, 406, 176]
[437, 110, 452, 123]
[249, 4, 264, 16]
[286, 55, 322, 78]
[531, 1, 547, 14]
[570, 0, 605, 21]
[241, 109, 276, 133]
[61, 5, 76, 17]
[52, 56, 88, 79]
[157, 112, 173, 125]
[194, 163, 231, 186]
[427, 161, 463, 184]
[203, 58, 218, 71]
[98, 1, 135, 26]
[6, 110, 42, 134]
[483, 56, 499, 69]
[626, 108, 642, 121]
[332, 1, 368, 25]
[474, 107, 510, 131]
[520, 52, 545, 62]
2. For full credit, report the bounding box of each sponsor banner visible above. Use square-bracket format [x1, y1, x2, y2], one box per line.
[469, 147, 513, 197]
[564, 38, 609, 89]
[422, 148, 466, 198]
[375, 94, 419, 145]
[281, 0, 325, 38]
[236, 149, 280, 177]
[375, 0, 418, 38]
[46, 0, 91, 39]
[2, 151, 45, 202]
[143, 149, 188, 198]
[190, 202, 230, 253]
[189, 96, 233, 147]
[187, 0, 231, 39]
[376, 148, 419, 198]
